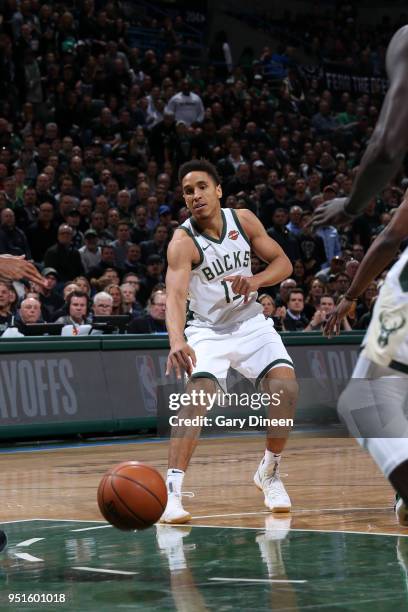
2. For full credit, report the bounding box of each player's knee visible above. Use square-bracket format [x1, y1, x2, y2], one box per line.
[180, 376, 218, 416]
[262, 374, 298, 405]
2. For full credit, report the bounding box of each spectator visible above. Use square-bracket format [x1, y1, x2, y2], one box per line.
[283, 289, 309, 331]
[106, 283, 124, 315]
[304, 294, 351, 332]
[120, 282, 144, 318]
[138, 254, 165, 305]
[0, 281, 14, 332]
[0, 208, 31, 258]
[92, 291, 113, 316]
[165, 79, 204, 126]
[25, 201, 57, 263]
[43, 224, 83, 283]
[87, 244, 119, 280]
[128, 290, 167, 333]
[16, 297, 43, 330]
[267, 208, 300, 264]
[79, 229, 102, 274]
[111, 221, 132, 269]
[56, 290, 90, 326]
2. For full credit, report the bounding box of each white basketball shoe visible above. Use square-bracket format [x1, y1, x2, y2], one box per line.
[396, 495, 408, 527]
[160, 492, 193, 524]
[254, 459, 291, 512]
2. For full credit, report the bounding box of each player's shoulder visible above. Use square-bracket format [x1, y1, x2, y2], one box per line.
[234, 208, 263, 235]
[387, 26, 408, 65]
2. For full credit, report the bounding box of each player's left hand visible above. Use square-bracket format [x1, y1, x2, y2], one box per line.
[223, 275, 259, 303]
[309, 197, 353, 228]
[323, 297, 354, 338]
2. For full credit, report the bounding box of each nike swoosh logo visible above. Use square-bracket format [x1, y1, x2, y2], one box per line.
[203, 245, 210, 251]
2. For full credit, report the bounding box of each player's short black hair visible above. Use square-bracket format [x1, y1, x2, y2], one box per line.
[178, 159, 221, 186]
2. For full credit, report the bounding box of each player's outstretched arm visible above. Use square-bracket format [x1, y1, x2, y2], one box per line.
[224, 209, 292, 302]
[0, 255, 46, 286]
[165, 230, 197, 379]
[324, 193, 408, 337]
[313, 26, 408, 227]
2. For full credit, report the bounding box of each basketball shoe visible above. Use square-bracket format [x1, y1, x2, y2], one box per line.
[254, 459, 291, 512]
[395, 494, 408, 526]
[160, 492, 193, 524]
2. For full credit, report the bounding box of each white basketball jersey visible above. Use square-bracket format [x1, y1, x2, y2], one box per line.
[180, 208, 262, 328]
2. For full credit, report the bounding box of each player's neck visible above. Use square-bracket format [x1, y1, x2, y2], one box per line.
[192, 209, 224, 239]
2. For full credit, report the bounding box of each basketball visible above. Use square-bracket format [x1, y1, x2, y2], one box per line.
[97, 461, 167, 530]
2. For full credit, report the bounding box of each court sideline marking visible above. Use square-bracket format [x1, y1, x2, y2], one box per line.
[1, 518, 407, 538]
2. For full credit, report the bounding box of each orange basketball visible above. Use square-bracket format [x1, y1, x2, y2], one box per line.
[97, 461, 167, 530]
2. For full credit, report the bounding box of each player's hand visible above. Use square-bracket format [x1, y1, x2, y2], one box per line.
[309, 197, 353, 228]
[323, 297, 354, 338]
[0, 255, 47, 286]
[166, 341, 197, 379]
[223, 275, 259, 303]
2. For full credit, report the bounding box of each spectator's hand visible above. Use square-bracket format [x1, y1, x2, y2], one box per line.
[311, 309, 324, 327]
[323, 297, 355, 338]
[223, 275, 259, 303]
[166, 340, 197, 379]
[310, 197, 353, 228]
[275, 306, 286, 319]
[0, 255, 46, 286]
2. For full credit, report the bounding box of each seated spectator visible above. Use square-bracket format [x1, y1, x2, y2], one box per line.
[111, 221, 132, 269]
[31, 268, 64, 322]
[138, 254, 165, 305]
[165, 79, 204, 126]
[87, 244, 120, 280]
[92, 291, 113, 316]
[15, 297, 43, 331]
[275, 278, 297, 307]
[120, 282, 144, 319]
[267, 208, 300, 264]
[79, 229, 102, 274]
[25, 201, 58, 264]
[304, 278, 326, 320]
[106, 283, 124, 315]
[0, 281, 14, 332]
[43, 224, 84, 283]
[73, 275, 91, 297]
[283, 288, 309, 331]
[128, 289, 166, 333]
[304, 294, 351, 332]
[55, 290, 90, 326]
[258, 293, 286, 332]
[0, 208, 31, 259]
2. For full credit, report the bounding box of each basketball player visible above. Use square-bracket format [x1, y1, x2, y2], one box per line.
[162, 159, 298, 523]
[0, 254, 44, 551]
[312, 26, 408, 525]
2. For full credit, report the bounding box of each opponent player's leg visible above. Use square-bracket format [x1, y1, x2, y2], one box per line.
[161, 377, 217, 524]
[254, 366, 298, 512]
[337, 353, 408, 524]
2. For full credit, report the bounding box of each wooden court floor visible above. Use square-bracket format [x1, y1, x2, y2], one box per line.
[0, 435, 403, 536]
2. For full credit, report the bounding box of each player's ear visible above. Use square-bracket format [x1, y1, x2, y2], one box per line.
[216, 184, 222, 199]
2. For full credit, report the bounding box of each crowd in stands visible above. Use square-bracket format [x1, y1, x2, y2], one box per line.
[0, 0, 405, 335]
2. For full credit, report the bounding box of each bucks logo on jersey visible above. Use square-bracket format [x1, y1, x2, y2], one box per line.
[202, 250, 250, 281]
[377, 311, 406, 347]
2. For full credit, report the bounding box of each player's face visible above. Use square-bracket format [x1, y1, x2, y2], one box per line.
[182, 171, 222, 219]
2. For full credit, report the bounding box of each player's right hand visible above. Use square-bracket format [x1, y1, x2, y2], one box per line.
[166, 341, 197, 379]
[323, 297, 354, 338]
[0, 255, 47, 286]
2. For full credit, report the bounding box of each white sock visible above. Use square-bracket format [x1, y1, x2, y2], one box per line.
[263, 450, 281, 468]
[166, 468, 185, 496]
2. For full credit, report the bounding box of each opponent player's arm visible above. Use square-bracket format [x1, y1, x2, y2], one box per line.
[324, 196, 408, 337]
[224, 209, 292, 300]
[344, 196, 408, 299]
[0, 254, 46, 286]
[165, 230, 197, 378]
[344, 27, 408, 216]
